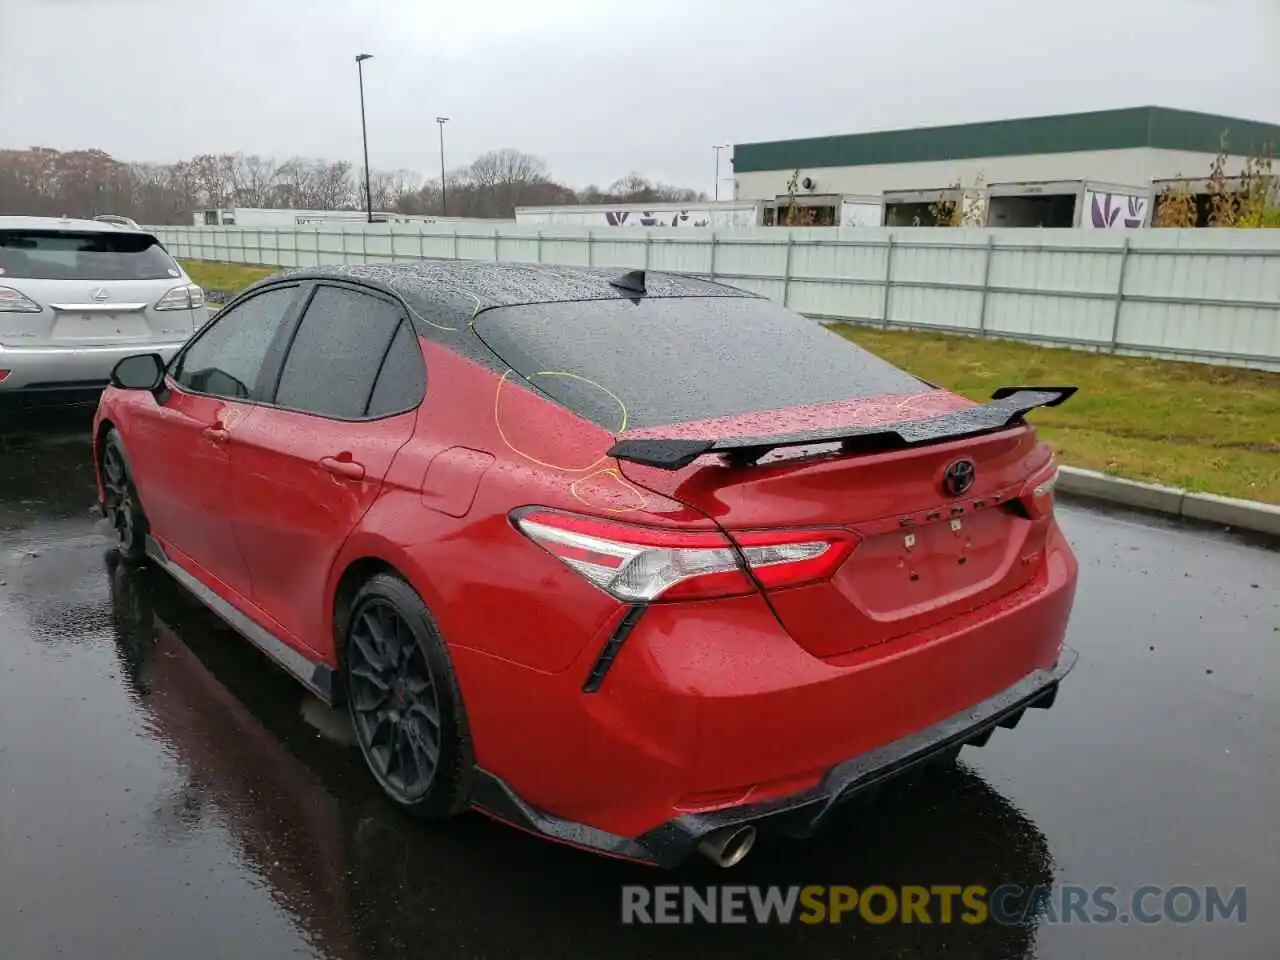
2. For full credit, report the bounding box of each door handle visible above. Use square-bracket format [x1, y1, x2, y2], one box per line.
[203, 424, 230, 443]
[320, 456, 365, 480]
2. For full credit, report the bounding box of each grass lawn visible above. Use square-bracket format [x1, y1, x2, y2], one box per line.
[181, 260, 277, 295]
[831, 325, 1280, 504]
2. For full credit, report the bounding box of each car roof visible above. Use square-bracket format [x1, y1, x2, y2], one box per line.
[238, 260, 760, 383]
[0, 215, 146, 235]
[270, 260, 753, 323]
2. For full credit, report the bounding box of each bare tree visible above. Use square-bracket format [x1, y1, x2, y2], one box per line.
[451, 149, 562, 217]
[129, 162, 187, 223]
[271, 158, 354, 209]
[233, 154, 281, 207]
[383, 168, 422, 207]
[0, 143, 709, 224]
[358, 168, 421, 213]
[270, 158, 313, 208]
[467, 149, 549, 189]
[603, 173, 705, 204]
[311, 160, 355, 210]
[393, 180, 439, 215]
[188, 153, 238, 208]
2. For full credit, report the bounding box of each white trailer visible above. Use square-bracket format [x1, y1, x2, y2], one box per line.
[984, 181, 1153, 228]
[194, 208, 366, 227]
[192, 207, 498, 227]
[514, 201, 762, 229]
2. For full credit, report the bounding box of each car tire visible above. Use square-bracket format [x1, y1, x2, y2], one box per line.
[343, 573, 475, 819]
[100, 428, 149, 564]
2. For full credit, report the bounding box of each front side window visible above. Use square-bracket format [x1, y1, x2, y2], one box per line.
[273, 285, 412, 419]
[172, 286, 298, 400]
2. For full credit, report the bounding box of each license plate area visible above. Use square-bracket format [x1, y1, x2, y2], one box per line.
[52, 312, 150, 340]
[839, 509, 1025, 618]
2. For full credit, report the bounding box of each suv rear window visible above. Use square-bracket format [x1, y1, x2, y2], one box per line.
[472, 296, 925, 430]
[0, 230, 181, 281]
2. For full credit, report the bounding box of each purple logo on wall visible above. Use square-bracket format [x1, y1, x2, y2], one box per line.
[1090, 193, 1148, 228]
[603, 209, 709, 228]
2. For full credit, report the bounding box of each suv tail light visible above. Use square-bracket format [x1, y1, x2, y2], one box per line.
[0, 286, 42, 313]
[155, 283, 206, 311]
[513, 510, 859, 602]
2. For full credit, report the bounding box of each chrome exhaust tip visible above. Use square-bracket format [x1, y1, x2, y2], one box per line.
[696, 825, 757, 868]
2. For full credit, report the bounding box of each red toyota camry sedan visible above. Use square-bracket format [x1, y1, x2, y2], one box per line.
[93, 261, 1079, 869]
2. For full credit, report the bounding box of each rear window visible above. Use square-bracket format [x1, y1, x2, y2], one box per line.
[0, 230, 181, 281]
[472, 296, 925, 430]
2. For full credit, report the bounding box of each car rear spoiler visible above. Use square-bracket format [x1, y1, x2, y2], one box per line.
[607, 386, 1077, 470]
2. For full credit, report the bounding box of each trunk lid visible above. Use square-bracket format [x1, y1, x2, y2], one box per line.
[614, 391, 1058, 658]
[464, 291, 1067, 659]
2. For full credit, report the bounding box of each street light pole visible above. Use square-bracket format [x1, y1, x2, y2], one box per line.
[355, 54, 374, 223]
[436, 117, 450, 217]
[713, 144, 730, 202]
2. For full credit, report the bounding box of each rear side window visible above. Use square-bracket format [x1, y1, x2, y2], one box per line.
[173, 286, 298, 400]
[0, 230, 181, 281]
[472, 296, 924, 430]
[366, 321, 427, 417]
[273, 285, 411, 419]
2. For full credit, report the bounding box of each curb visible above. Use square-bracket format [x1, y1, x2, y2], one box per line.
[1057, 466, 1280, 538]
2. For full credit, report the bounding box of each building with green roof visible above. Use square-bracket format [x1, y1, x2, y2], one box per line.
[731, 106, 1280, 226]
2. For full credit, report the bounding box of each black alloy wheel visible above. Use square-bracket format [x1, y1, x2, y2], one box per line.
[101, 430, 148, 563]
[344, 574, 473, 817]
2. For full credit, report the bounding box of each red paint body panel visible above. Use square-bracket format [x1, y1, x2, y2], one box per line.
[94, 297, 1080, 859]
[228, 404, 417, 659]
[448, 523, 1075, 837]
[420, 447, 495, 517]
[109, 384, 259, 598]
[619, 406, 1056, 658]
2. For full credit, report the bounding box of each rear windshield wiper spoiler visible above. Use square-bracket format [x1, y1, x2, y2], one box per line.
[607, 386, 1077, 470]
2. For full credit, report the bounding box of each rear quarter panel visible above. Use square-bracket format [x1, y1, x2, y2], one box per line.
[328, 340, 705, 676]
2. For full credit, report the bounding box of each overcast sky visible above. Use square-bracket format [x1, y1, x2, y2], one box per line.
[2, 0, 1277, 193]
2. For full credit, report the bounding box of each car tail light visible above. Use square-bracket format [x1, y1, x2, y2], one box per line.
[513, 510, 858, 602]
[0, 370, 9, 382]
[1012, 462, 1059, 520]
[0, 286, 42, 313]
[155, 283, 205, 311]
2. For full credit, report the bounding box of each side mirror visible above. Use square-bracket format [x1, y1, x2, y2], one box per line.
[110, 353, 166, 392]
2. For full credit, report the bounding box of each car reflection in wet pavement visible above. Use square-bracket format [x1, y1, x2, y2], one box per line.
[1, 409, 1276, 960]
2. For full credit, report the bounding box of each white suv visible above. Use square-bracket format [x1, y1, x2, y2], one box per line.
[0, 216, 205, 405]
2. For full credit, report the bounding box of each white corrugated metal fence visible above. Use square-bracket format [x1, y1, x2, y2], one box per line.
[149, 223, 1280, 371]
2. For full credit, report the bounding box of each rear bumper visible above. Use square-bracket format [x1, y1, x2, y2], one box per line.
[0, 340, 186, 394]
[639, 647, 1076, 866]
[472, 647, 1077, 867]
[455, 521, 1080, 864]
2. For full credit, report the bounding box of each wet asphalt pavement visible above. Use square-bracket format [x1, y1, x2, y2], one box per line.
[0, 407, 1276, 959]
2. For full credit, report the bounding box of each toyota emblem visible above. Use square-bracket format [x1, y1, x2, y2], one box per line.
[91, 288, 110, 302]
[942, 459, 976, 497]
